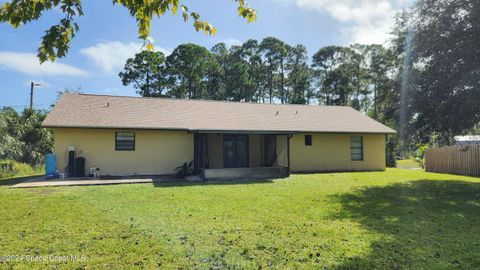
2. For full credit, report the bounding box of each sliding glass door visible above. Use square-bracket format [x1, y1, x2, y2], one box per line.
[224, 135, 249, 168]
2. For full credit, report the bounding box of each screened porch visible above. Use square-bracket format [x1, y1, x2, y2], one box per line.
[193, 133, 291, 180]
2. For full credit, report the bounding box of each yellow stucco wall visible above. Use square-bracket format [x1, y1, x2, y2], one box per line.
[54, 129, 386, 175]
[54, 128, 193, 175]
[290, 133, 386, 172]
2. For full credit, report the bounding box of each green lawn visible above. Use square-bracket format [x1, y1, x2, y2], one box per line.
[396, 158, 421, 169]
[1, 169, 479, 269]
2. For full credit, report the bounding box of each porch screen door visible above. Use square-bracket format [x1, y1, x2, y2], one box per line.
[224, 135, 249, 168]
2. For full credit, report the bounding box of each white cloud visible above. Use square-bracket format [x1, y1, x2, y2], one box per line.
[283, 0, 411, 44]
[0, 52, 89, 77]
[80, 41, 171, 74]
[220, 38, 242, 47]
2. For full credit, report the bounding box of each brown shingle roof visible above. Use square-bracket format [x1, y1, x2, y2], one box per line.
[42, 94, 396, 134]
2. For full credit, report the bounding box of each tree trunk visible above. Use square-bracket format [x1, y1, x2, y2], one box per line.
[269, 62, 273, 103]
[280, 60, 285, 104]
[146, 69, 150, 97]
[373, 81, 377, 119]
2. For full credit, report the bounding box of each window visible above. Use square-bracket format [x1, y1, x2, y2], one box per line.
[351, 136, 363, 161]
[304, 135, 312, 146]
[115, 132, 135, 151]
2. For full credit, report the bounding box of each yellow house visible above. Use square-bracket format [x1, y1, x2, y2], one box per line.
[43, 94, 396, 179]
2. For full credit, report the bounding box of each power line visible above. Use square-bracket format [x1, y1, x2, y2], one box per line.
[0, 103, 51, 108]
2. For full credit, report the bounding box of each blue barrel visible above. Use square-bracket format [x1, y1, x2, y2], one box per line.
[45, 154, 56, 176]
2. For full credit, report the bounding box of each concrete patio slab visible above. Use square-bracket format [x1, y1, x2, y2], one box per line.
[10, 175, 186, 188]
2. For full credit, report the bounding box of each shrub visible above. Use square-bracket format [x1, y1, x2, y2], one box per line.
[414, 144, 428, 169]
[386, 136, 398, 167]
[174, 161, 194, 177]
[0, 160, 44, 179]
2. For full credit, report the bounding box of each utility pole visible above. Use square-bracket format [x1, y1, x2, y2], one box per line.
[30, 82, 41, 110]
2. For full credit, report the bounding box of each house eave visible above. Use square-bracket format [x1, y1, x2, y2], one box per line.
[42, 124, 396, 135]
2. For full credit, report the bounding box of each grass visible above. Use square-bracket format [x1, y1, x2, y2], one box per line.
[0, 169, 479, 269]
[396, 158, 421, 169]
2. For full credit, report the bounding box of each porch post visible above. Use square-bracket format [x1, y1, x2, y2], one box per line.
[193, 133, 199, 174]
[203, 134, 208, 170]
[287, 134, 292, 175]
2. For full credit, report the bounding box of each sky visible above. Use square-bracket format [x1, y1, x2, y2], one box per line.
[0, 0, 413, 110]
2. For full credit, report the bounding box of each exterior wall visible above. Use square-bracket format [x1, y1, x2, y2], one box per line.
[54, 128, 386, 176]
[290, 133, 386, 172]
[54, 128, 193, 175]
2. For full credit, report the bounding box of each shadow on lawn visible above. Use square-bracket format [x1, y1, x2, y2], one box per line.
[152, 178, 276, 188]
[0, 175, 43, 187]
[331, 179, 480, 269]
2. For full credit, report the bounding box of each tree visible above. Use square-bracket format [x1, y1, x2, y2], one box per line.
[18, 109, 54, 164]
[0, 0, 256, 62]
[365, 45, 397, 122]
[348, 44, 370, 111]
[165, 43, 212, 99]
[239, 39, 265, 102]
[0, 108, 22, 160]
[0, 108, 53, 164]
[205, 43, 228, 100]
[286, 45, 311, 104]
[312, 46, 356, 106]
[392, 0, 480, 145]
[259, 37, 288, 103]
[224, 46, 251, 101]
[119, 50, 169, 97]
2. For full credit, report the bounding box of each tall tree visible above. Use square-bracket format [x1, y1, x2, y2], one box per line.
[205, 43, 228, 100]
[365, 45, 397, 121]
[119, 50, 169, 97]
[165, 43, 211, 99]
[312, 46, 355, 106]
[260, 37, 288, 103]
[240, 39, 265, 102]
[392, 0, 480, 144]
[0, 0, 255, 62]
[286, 45, 311, 104]
[225, 46, 251, 101]
[348, 44, 370, 111]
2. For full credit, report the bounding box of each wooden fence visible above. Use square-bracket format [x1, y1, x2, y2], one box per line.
[425, 144, 480, 177]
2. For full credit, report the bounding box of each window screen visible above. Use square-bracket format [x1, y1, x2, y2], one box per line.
[351, 136, 363, 161]
[305, 135, 312, 146]
[116, 132, 135, 151]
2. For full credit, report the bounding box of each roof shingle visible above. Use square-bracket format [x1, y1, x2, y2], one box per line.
[42, 94, 396, 134]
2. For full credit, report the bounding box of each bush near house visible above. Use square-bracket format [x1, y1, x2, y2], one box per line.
[0, 160, 44, 180]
